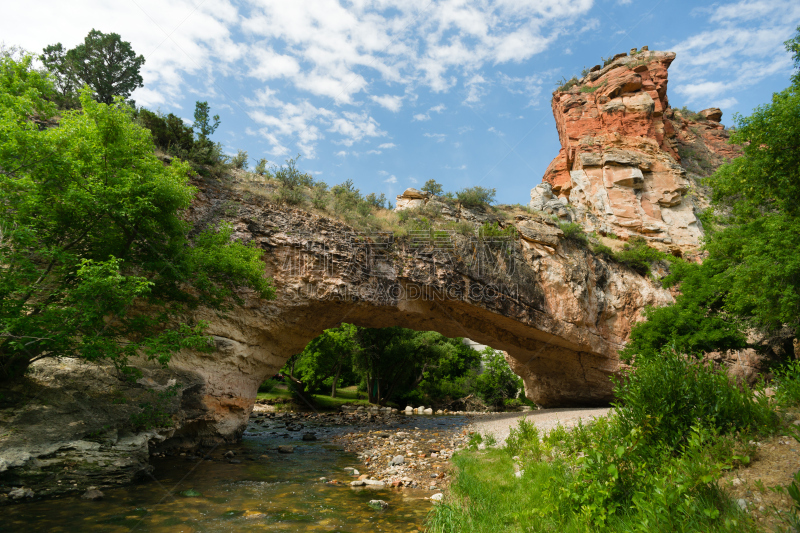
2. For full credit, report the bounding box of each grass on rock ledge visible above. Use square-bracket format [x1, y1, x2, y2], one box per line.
[427, 349, 800, 533]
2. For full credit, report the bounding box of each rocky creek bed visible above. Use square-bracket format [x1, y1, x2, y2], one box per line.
[2, 407, 481, 531]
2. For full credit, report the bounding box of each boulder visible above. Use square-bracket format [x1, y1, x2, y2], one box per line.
[277, 445, 294, 454]
[699, 108, 722, 122]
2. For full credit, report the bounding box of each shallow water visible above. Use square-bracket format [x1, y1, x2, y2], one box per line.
[3, 415, 468, 532]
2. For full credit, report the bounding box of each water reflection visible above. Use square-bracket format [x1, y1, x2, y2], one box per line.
[3, 415, 468, 532]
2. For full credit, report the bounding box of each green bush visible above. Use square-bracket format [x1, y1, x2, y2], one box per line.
[559, 222, 588, 245]
[456, 186, 496, 207]
[614, 236, 668, 275]
[274, 155, 314, 190]
[230, 149, 248, 170]
[253, 158, 268, 176]
[614, 349, 777, 448]
[422, 179, 444, 196]
[258, 378, 279, 393]
[774, 359, 800, 407]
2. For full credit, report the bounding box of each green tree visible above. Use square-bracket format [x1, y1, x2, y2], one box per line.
[474, 347, 523, 409]
[0, 56, 274, 381]
[192, 101, 221, 164]
[352, 327, 476, 405]
[625, 27, 800, 358]
[421, 179, 443, 196]
[41, 30, 145, 105]
[292, 323, 359, 397]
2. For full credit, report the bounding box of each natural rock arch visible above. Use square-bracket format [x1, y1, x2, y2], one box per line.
[169, 191, 672, 442]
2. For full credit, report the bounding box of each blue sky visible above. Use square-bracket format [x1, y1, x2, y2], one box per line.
[3, 0, 799, 205]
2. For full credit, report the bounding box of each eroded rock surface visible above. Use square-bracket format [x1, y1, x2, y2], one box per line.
[162, 180, 674, 446]
[534, 49, 739, 254]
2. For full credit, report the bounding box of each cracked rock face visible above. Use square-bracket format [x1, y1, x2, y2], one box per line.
[534, 50, 739, 254]
[165, 181, 674, 442]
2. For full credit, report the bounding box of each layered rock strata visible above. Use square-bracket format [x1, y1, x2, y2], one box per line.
[533, 49, 738, 253]
[167, 180, 672, 440]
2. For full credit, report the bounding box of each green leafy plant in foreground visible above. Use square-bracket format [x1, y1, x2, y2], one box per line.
[428, 349, 776, 532]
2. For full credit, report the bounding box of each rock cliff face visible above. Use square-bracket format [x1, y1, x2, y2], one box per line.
[533, 49, 739, 254]
[164, 180, 672, 442]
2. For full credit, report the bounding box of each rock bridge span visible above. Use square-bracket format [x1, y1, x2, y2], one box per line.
[169, 188, 671, 441]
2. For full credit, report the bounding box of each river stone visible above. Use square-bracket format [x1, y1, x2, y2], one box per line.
[363, 480, 386, 488]
[404, 406, 413, 413]
[179, 489, 202, 497]
[302, 433, 317, 441]
[423, 408, 433, 415]
[350, 480, 366, 487]
[431, 493, 444, 502]
[8, 487, 34, 499]
[368, 499, 389, 509]
[277, 445, 294, 454]
[81, 488, 104, 500]
[391, 455, 405, 465]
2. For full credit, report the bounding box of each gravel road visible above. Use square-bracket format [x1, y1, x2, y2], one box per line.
[468, 407, 612, 445]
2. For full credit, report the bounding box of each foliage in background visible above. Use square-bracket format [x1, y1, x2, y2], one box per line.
[280, 324, 523, 409]
[0, 57, 274, 381]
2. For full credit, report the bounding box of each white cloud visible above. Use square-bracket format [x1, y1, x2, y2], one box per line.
[366, 149, 382, 154]
[378, 143, 397, 149]
[328, 110, 387, 145]
[412, 103, 447, 121]
[445, 164, 467, 170]
[458, 126, 474, 134]
[464, 74, 488, 105]
[488, 126, 504, 136]
[671, 0, 800, 109]
[370, 94, 404, 112]
[335, 150, 348, 157]
[424, 132, 446, 142]
[378, 170, 389, 176]
[409, 177, 418, 184]
[384, 175, 398, 183]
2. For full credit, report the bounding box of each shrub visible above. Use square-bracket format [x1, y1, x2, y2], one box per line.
[422, 179, 444, 196]
[456, 186, 496, 207]
[276, 185, 304, 206]
[559, 222, 588, 245]
[254, 158, 268, 176]
[614, 236, 667, 275]
[311, 183, 328, 210]
[774, 359, 800, 407]
[364, 192, 388, 209]
[274, 154, 314, 190]
[230, 149, 248, 170]
[556, 75, 579, 92]
[614, 349, 777, 448]
[258, 378, 279, 393]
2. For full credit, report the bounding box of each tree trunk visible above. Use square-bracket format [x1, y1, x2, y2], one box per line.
[331, 364, 342, 398]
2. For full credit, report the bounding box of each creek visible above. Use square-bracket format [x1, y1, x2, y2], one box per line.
[2, 413, 469, 532]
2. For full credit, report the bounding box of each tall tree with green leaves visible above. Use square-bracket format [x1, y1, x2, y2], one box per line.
[624, 26, 800, 360]
[0, 55, 274, 381]
[41, 29, 145, 105]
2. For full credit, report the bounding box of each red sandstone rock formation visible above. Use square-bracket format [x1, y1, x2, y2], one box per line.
[534, 50, 739, 254]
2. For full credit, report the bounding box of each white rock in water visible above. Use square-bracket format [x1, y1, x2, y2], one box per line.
[8, 487, 34, 499]
[423, 408, 433, 415]
[431, 493, 444, 502]
[369, 499, 389, 509]
[405, 406, 413, 412]
[350, 480, 366, 487]
[417, 406, 425, 414]
[363, 480, 386, 488]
